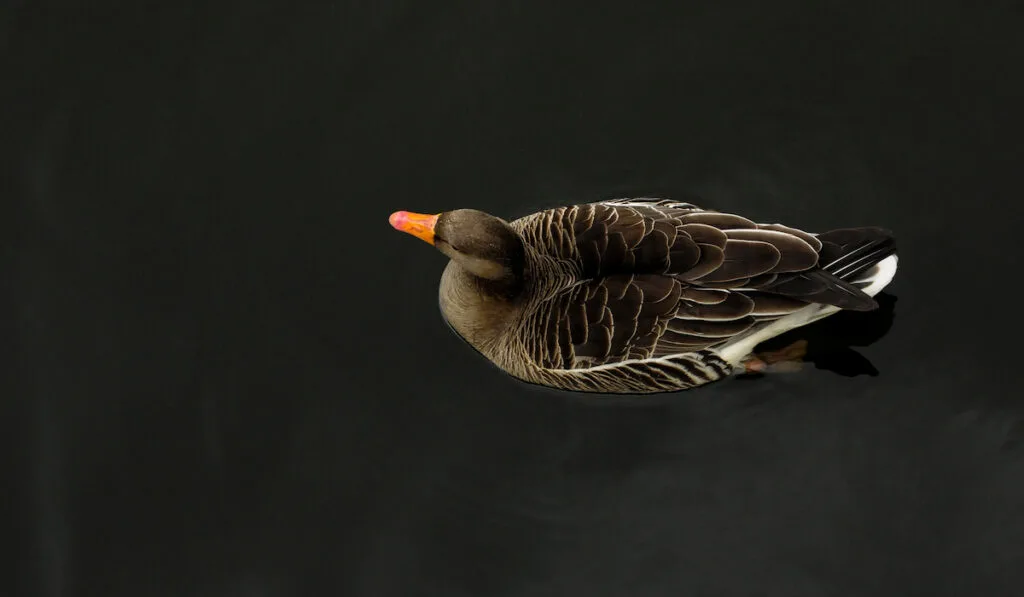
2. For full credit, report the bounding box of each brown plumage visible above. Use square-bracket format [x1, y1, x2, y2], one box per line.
[389, 198, 898, 394]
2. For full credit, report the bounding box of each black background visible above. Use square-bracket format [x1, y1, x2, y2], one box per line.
[7, 1, 1024, 595]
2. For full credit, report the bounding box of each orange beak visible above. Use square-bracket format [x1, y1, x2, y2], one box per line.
[388, 211, 439, 245]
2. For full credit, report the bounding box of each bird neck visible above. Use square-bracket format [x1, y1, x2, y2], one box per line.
[438, 261, 523, 352]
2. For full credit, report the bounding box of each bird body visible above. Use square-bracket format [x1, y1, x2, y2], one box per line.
[390, 198, 897, 394]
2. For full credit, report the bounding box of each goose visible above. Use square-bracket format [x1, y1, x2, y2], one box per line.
[388, 198, 897, 394]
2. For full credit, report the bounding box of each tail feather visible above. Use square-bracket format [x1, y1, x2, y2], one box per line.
[817, 227, 897, 282]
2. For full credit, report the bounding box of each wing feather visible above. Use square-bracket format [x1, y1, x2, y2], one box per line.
[723, 228, 819, 272]
[679, 287, 729, 304]
[681, 211, 757, 229]
[676, 291, 754, 320]
[757, 223, 823, 252]
[695, 239, 781, 283]
[678, 222, 727, 248]
[668, 317, 755, 338]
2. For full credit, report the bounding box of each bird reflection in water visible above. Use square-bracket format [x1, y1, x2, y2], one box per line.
[741, 291, 898, 379]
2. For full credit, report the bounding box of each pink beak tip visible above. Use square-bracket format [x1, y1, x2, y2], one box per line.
[388, 211, 407, 229]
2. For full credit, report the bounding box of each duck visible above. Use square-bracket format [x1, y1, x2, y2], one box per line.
[388, 198, 897, 394]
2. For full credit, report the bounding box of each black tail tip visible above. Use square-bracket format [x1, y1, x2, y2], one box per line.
[847, 297, 880, 312]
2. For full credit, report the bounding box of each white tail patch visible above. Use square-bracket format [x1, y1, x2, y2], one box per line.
[854, 254, 898, 297]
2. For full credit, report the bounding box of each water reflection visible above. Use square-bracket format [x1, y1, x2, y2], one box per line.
[749, 291, 898, 379]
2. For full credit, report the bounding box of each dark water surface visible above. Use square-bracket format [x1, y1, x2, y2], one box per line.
[7, 1, 1024, 595]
